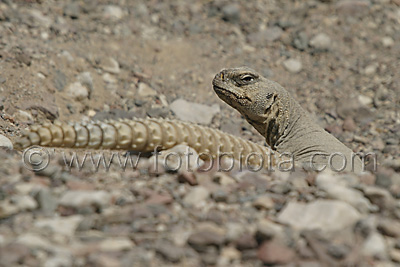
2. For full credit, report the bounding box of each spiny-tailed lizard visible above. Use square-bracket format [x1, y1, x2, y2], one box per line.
[15, 67, 363, 172]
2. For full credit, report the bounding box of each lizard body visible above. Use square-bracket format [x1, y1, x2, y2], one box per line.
[212, 67, 363, 172]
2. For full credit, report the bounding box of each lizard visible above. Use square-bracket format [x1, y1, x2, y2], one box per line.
[212, 66, 364, 172]
[15, 67, 363, 172]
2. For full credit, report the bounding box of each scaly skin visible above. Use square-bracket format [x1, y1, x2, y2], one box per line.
[15, 118, 273, 167]
[212, 67, 363, 172]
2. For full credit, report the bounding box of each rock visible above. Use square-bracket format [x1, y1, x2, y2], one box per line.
[336, 0, 370, 15]
[309, 33, 332, 51]
[137, 82, 157, 97]
[247, 27, 283, 46]
[170, 99, 220, 124]
[0, 200, 19, 219]
[382, 37, 394, 48]
[102, 73, 117, 84]
[257, 240, 295, 265]
[34, 215, 83, 236]
[78, 72, 94, 91]
[235, 233, 257, 250]
[361, 232, 388, 260]
[0, 134, 13, 149]
[377, 219, 400, 238]
[155, 240, 185, 262]
[283, 59, 302, 73]
[252, 195, 275, 210]
[358, 94, 373, 106]
[183, 186, 210, 207]
[100, 57, 120, 74]
[188, 222, 225, 249]
[11, 195, 38, 211]
[391, 249, 400, 263]
[0, 244, 31, 266]
[342, 117, 356, 131]
[225, 222, 247, 242]
[221, 4, 240, 23]
[278, 200, 362, 235]
[362, 186, 395, 211]
[66, 82, 89, 101]
[327, 244, 349, 259]
[28, 9, 52, 28]
[255, 219, 286, 243]
[336, 96, 373, 123]
[316, 172, 372, 213]
[16, 233, 51, 250]
[54, 70, 67, 91]
[58, 190, 111, 209]
[364, 64, 377, 76]
[35, 188, 58, 214]
[103, 5, 124, 20]
[63, 2, 80, 19]
[146, 192, 173, 205]
[98, 237, 134, 252]
[292, 31, 309, 51]
[218, 247, 241, 265]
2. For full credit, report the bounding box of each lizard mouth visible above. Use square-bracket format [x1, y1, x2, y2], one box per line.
[213, 85, 252, 102]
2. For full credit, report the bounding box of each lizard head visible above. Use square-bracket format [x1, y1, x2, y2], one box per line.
[212, 66, 290, 147]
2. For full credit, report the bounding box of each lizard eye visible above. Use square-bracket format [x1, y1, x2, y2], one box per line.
[240, 74, 254, 83]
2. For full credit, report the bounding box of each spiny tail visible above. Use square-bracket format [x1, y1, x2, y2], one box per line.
[15, 118, 273, 166]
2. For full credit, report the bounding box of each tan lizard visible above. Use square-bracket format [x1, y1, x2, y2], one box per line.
[212, 67, 363, 172]
[15, 67, 363, 172]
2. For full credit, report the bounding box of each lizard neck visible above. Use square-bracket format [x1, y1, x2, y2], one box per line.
[262, 91, 291, 150]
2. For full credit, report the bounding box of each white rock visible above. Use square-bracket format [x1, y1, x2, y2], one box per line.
[381, 37, 394, 48]
[17, 233, 52, 250]
[253, 195, 275, 210]
[364, 64, 377, 76]
[283, 59, 302, 73]
[358, 94, 373, 106]
[309, 33, 332, 50]
[0, 134, 13, 149]
[102, 73, 117, 83]
[11, 195, 38, 211]
[78, 72, 94, 91]
[58, 190, 111, 208]
[362, 232, 388, 260]
[170, 98, 220, 124]
[278, 200, 362, 234]
[316, 172, 372, 213]
[14, 110, 34, 123]
[66, 82, 89, 101]
[183, 186, 210, 207]
[103, 5, 124, 20]
[137, 82, 157, 97]
[35, 215, 83, 236]
[98, 237, 135, 251]
[100, 57, 120, 74]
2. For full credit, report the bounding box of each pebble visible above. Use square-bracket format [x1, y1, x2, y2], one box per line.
[170, 98, 220, 124]
[66, 82, 89, 101]
[53, 70, 67, 91]
[342, 117, 357, 131]
[391, 249, 400, 263]
[16, 233, 51, 250]
[137, 82, 157, 97]
[188, 222, 226, 249]
[336, 96, 373, 123]
[58, 190, 112, 209]
[381, 37, 394, 48]
[98, 237, 135, 252]
[336, 0, 370, 15]
[221, 4, 240, 23]
[35, 188, 58, 214]
[283, 59, 302, 73]
[278, 200, 362, 235]
[155, 240, 185, 262]
[183, 186, 210, 207]
[257, 240, 295, 265]
[362, 186, 395, 211]
[377, 219, 400, 238]
[361, 232, 388, 260]
[100, 57, 120, 74]
[292, 31, 309, 51]
[103, 5, 124, 20]
[316, 172, 372, 213]
[0, 134, 13, 149]
[11, 195, 38, 211]
[78, 72, 94, 91]
[63, 2, 80, 19]
[309, 33, 332, 51]
[252, 195, 275, 210]
[247, 27, 283, 47]
[34, 215, 83, 236]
